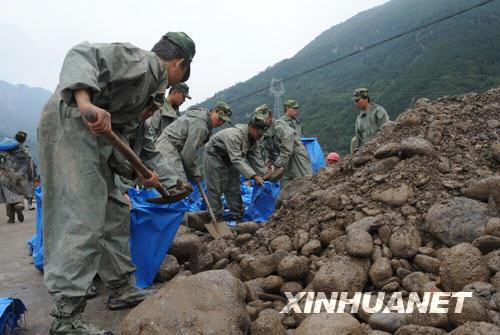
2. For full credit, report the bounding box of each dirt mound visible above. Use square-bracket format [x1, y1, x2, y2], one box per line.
[126, 88, 500, 334]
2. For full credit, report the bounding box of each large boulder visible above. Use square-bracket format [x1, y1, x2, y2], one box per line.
[439, 243, 490, 291]
[401, 137, 435, 158]
[312, 255, 370, 295]
[240, 250, 288, 281]
[294, 313, 362, 335]
[426, 197, 492, 246]
[389, 224, 421, 258]
[346, 229, 374, 258]
[121, 270, 250, 335]
[277, 255, 310, 280]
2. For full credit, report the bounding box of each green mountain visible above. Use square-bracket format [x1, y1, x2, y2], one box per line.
[0, 80, 52, 164]
[198, 0, 500, 154]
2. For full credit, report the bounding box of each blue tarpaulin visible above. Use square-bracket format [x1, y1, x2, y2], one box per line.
[27, 186, 44, 271]
[301, 137, 325, 174]
[0, 298, 26, 335]
[0, 137, 18, 152]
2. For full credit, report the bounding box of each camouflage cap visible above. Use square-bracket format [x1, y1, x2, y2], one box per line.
[170, 82, 191, 99]
[250, 115, 270, 131]
[214, 101, 232, 123]
[254, 104, 271, 119]
[162, 32, 196, 81]
[353, 88, 369, 101]
[284, 99, 299, 109]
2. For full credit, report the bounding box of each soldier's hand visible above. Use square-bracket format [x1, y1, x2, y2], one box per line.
[253, 175, 265, 186]
[141, 171, 159, 188]
[85, 107, 112, 135]
[123, 193, 132, 210]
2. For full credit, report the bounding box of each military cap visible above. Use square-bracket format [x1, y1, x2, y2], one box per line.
[284, 99, 299, 109]
[254, 104, 271, 119]
[353, 88, 369, 101]
[162, 32, 196, 81]
[250, 115, 270, 131]
[170, 82, 191, 99]
[214, 101, 232, 123]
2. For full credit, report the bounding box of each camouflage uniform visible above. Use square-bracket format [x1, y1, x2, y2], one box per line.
[155, 102, 231, 182]
[280, 99, 303, 137]
[38, 33, 195, 334]
[203, 124, 266, 221]
[353, 88, 390, 147]
[0, 143, 32, 222]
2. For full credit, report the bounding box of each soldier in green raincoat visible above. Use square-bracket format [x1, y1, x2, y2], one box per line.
[203, 116, 268, 222]
[279, 99, 303, 137]
[38, 32, 196, 335]
[155, 101, 231, 182]
[256, 105, 312, 189]
[146, 82, 191, 142]
[353, 88, 390, 148]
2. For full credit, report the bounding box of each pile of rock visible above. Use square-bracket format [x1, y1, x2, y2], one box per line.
[122, 88, 500, 334]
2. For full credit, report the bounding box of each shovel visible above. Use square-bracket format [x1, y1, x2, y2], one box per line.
[82, 110, 190, 204]
[196, 181, 233, 239]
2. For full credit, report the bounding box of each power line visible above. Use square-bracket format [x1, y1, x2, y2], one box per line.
[226, 0, 498, 105]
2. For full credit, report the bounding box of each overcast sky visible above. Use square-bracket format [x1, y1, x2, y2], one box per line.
[0, 0, 388, 106]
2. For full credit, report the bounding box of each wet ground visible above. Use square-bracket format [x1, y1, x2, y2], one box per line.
[0, 203, 129, 334]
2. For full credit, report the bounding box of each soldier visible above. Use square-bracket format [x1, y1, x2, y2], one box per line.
[38, 32, 196, 334]
[0, 131, 33, 223]
[146, 82, 191, 142]
[155, 101, 232, 183]
[280, 99, 303, 137]
[259, 105, 313, 188]
[353, 88, 390, 148]
[255, 104, 276, 167]
[203, 116, 268, 222]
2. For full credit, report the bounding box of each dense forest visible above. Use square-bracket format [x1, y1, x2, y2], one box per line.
[198, 0, 500, 154]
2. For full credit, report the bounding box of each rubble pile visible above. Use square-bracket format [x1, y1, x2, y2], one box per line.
[123, 88, 500, 334]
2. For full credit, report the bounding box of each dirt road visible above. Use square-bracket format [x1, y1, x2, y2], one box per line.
[0, 203, 129, 334]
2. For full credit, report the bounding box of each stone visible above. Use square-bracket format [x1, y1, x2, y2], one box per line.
[294, 313, 362, 335]
[121, 270, 250, 335]
[189, 244, 214, 274]
[426, 197, 492, 247]
[401, 272, 430, 296]
[261, 275, 284, 293]
[492, 142, 500, 164]
[448, 296, 489, 326]
[401, 137, 435, 158]
[168, 233, 202, 262]
[369, 312, 408, 333]
[292, 230, 310, 250]
[492, 272, 500, 289]
[374, 142, 402, 159]
[250, 314, 287, 335]
[156, 255, 180, 282]
[369, 257, 393, 288]
[407, 307, 449, 329]
[301, 239, 322, 256]
[213, 258, 230, 270]
[485, 218, 500, 238]
[245, 278, 265, 302]
[280, 282, 303, 295]
[277, 255, 310, 280]
[346, 216, 379, 233]
[395, 325, 447, 335]
[389, 224, 421, 258]
[270, 235, 292, 252]
[414, 255, 441, 275]
[240, 250, 288, 281]
[319, 228, 343, 245]
[473, 235, 500, 254]
[346, 229, 374, 258]
[234, 221, 260, 234]
[368, 157, 401, 175]
[463, 176, 500, 204]
[236, 233, 252, 244]
[486, 250, 500, 273]
[372, 184, 412, 207]
[449, 321, 500, 335]
[312, 256, 370, 295]
[439, 243, 490, 291]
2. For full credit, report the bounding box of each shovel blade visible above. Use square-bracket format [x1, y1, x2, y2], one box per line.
[146, 193, 187, 204]
[205, 221, 233, 239]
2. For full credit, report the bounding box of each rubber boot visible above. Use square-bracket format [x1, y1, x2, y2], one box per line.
[14, 203, 24, 222]
[107, 283, 156, 310]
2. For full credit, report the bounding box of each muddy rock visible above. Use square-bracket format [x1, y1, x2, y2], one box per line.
[463, 176, 500, 204]
[294, 313, 362, 335]
[234, 221, 260, 234]
[426, 197, 492, 247]
[277, 255, 310, 280]
[401, 272, 430, 296]
[449, 321, 500, 335]
[368, 156, 401, 174]
[301, 239, 322, 256]
[250, 313, 287, 335]
[389, 224, 421, 258]
[486, 218, 500, 238]
[156, 255, 180, 282]
[346, 229, 374, 258]
[280, 281, 303, 295]
[369, 312, 408, 333]
[168, 233, 202, 262]
[486, 250, 500, 273]
[492, 142, 500, 163]
[319, 228, 343, 245]
[369, 257, 393, 288]
[261, 275, 284, 293]
[346, 216, 379, 233]
[270, 235, 292, 252]
[395, 325, 447, 335]
[414, 255, 441, 275]
[372, 183, 412, 207]
[401, 137, 435, 158]
[407, 308, 449, 329]
[240, 250, 288, 281]
[374, 142, 401, 159]
[189, 244, 214, 274]
[473, 235, 500, 254]
[121, 270, 249, 335]
[439, 243, 490, 291]
[312, 256, 369, 295]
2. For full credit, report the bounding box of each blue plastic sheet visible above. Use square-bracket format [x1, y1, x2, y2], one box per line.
[128, 188, 189, 288]
[0, 297, 26, 335]
[0, 137, 18, 152]
[243, 182, 281, 222]
[301, 137, 325, 174]
[29, 186, 44, 271]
